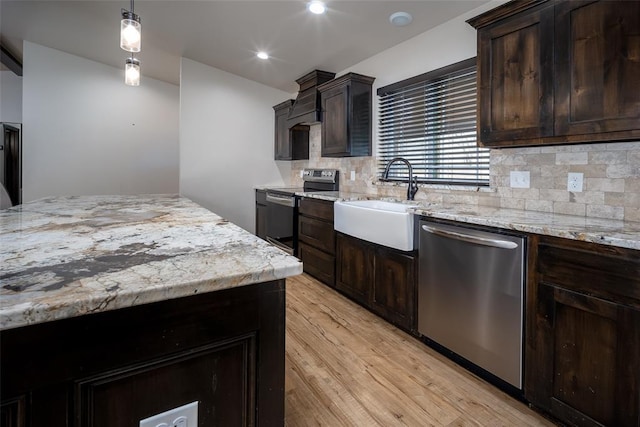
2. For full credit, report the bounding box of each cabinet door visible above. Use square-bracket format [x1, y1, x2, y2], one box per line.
[477, 3, 554, 146]
[371, 246, 416, 331]
[554, 0, 640, 137]
[321, 85, 350, 156]
[77, 338, 256, 427]
[274, 105, 292, 160]
[526, 237, 640, 426]
[335, 233, 372, 305]
[530, 285, 640, 427]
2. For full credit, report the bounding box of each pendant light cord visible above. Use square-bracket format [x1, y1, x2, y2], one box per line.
[129, 0, 136, 60]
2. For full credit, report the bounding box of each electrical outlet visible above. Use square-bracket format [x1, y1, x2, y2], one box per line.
[139, 401, 198, 427]
[510, 171, 530, 188]
[567, 172, 584, 192]
[350, 170, 356, 181]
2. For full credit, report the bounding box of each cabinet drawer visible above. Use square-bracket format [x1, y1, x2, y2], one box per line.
[298, 215, 335, 254]
[537, 237, 640, 309]
[299, 198, 334, 221]
[299, 242, 335, 287]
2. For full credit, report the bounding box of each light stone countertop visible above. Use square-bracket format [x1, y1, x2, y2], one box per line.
[297, 191, 640, 251]
[0, 194, 302, 331]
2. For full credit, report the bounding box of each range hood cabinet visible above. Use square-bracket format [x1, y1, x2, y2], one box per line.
[287, 70, 335, 128]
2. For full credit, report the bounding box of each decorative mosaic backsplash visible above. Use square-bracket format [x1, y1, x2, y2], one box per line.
[290, 125, 640, 222]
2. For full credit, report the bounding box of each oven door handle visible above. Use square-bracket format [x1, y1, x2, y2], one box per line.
[266, 193, 296, 207]
[421, 225, 518, 249]
[266, 236, 295, 255]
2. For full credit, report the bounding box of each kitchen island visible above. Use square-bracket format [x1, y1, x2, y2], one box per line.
[0, 194, 302, 426]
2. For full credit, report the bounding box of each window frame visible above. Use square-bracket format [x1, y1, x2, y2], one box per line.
[376, 57, 489, 187]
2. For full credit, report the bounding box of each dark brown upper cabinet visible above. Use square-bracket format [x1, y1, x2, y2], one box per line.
[318, 73, 375, 157]
[554, 0, 640, 138]
[474, 2, 555, 145]
[468, 0, 640, 148]
[273, 100, 309, 160]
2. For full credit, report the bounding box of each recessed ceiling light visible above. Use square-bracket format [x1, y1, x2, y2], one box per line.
[308, 1, 326, 15]
[389, 11, 413, 27]
[257, 51, 269, 60]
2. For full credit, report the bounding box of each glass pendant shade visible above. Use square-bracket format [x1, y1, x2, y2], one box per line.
[125, 58, 140, 86]
[120, 11, 141, 52]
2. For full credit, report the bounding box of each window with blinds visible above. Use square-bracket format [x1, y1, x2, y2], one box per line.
[377, 58, 489, 186]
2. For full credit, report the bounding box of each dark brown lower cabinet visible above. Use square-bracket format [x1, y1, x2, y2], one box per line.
[298, 197, 336, 287]
[371, 245, 416, 329]
[336, 232, 416, 332]
[255, 189, 267, 239]
[298, 241, 335, 287]
[335, 232, 372, 306]
[0, 398, 24, 427]
[0, 280, 286, 427]
[526, 235, 640, 427]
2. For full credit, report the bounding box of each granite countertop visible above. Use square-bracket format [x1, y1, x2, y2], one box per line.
[298, 191, 640, 251]
[0, 194, 302, 331]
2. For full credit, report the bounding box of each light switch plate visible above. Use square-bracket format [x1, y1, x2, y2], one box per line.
[350, 170, 356, 181]
[139, 401, 198, 427]
[510, 171, 530, 188]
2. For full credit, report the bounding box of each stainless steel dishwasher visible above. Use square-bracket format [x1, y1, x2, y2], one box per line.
[418, 219, 525, 389]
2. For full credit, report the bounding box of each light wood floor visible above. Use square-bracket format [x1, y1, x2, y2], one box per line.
[284, 273, 556, 427]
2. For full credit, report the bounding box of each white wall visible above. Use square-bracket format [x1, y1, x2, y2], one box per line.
[22, 42, 179, 201]
[1, 70, 22, 123]
[287, 0, 508, 187]
[180, 58, 292, 232]
[342, 0, 508, 152]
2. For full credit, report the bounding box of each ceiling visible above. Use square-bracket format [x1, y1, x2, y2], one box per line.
[0, 0, 492, 92]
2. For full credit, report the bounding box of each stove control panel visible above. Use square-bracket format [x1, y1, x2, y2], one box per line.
[303, 169, 339, 183]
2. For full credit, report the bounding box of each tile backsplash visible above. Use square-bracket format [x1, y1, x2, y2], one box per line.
[290, 125, 640, 222]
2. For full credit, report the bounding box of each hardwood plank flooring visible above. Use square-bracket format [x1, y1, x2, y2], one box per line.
[285, 273, 555, 427]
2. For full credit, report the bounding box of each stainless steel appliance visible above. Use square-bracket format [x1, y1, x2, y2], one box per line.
[264, 169, 338, 256]
[418, 219, 525, 390]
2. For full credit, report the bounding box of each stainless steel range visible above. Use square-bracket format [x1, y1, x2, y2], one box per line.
[264, 169, 338, 256]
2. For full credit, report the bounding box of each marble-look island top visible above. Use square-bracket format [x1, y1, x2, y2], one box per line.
[0, 195, 302, 331]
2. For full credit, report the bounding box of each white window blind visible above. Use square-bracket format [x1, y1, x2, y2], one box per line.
[377, 58, 489, 186]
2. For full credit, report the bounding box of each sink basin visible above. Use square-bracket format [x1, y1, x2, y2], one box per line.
[334, 200, 419, 251]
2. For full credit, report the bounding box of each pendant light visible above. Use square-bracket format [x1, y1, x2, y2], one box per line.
[125, 57, 140, 86]
[120, 0, 141, 52]
[120, 0, 141, 86]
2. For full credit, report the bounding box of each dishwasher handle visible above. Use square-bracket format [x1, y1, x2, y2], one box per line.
[421, 224, 519, 250]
